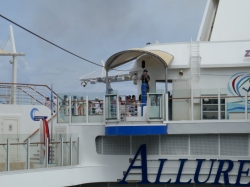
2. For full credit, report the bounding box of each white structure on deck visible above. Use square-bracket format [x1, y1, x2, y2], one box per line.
[1, 0, 250, 187]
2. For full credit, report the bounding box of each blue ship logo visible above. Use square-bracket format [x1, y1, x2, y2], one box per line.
[30, 108, 47, 121]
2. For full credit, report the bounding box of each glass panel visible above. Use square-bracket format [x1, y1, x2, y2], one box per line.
[148, 94, 163, 119]
[88, 92, 105, 123]
[220, 88, 245, 120]
[71, 94, 87, 123]
[105, 95, 118, 120]
[57, 93, 70, 123]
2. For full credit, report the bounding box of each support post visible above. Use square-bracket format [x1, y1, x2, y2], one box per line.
[86, 96, 89, 123]
[165, 94, 169, 121]
[50, 84, 54, 141]
[46, 138, 48, 168]
[69, 95, 72, 124]
[106, 71, 109, 94]
[77, 137, 80, 164]
[245, 93, 248, 120]
[61, 137, 63, 166]
[103, 95, 105, 122]
[165, 68, 168, 93]
[191, 89, 194, 121]
[218, 88, 221, 120]
[10, 25, 17, 105]
[27, 138, 30, 169]
[70, 137, 72, 166]
[7, 138, 10, 171]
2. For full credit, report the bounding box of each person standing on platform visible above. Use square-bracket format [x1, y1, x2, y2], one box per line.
[140, 69, 150, 93]
[44, 97, 51, 109]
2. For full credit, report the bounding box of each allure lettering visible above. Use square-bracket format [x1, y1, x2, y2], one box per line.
[118, 144, 250, 186]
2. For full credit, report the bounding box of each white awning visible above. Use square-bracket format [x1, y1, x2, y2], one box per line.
[105, 48, 174, 71]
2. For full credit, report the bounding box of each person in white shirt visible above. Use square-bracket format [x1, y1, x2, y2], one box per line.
[44, 97, 51, 109]
[94, 97, 102, 114]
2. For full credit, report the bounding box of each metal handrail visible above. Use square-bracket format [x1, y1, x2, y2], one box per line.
[0, 82, 61, 99]
[0, 141, 76, 146]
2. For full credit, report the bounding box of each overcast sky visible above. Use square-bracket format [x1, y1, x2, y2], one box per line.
[0, 0, 207, 95]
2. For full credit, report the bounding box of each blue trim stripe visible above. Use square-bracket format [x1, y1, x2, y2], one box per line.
[105, 125, 168, 135]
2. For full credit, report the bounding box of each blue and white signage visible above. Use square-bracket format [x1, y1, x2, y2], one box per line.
[30, 108, 47, 121]
[119, 144, 250, 186]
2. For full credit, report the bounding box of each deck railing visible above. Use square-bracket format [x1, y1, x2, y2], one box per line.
[57, 88, 250, 123]
[0, 82, 60, 106]
[0, 134, 79, 172]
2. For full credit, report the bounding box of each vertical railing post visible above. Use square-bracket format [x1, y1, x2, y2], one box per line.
[7, 138, 10, 171]
[103, 95, 105, 123]
[46, 138, 48, 168]
[165, 94, 169, 121]
[245, 93, 248, 120]
[191, 89, 194, 121]
[86, 96, 89, 123]
[69, 95, 72, 124]
[70, 137, 72, 166]
[27, 138, 30, 169]
[116, 95, 120, 121]
[77, 137, 80, 164]
[218, 88, 221, 120]
[61, 137, 63, 166]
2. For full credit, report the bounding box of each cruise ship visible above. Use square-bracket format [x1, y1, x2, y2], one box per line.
[1, 0, 250, 186]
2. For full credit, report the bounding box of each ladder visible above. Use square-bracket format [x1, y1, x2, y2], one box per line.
[190, 39, 201, 82]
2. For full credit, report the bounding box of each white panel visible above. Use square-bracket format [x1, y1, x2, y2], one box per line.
[132, 136, 159, 155]
[161, 135, 189, 155]
[211, 0, 250, 41]
[2, 119, 19, 160]
[172, 79, 190, 120]
[220, 134, 248, 156]
[103, 136, 130, 155]
[190, 134, 218, 155]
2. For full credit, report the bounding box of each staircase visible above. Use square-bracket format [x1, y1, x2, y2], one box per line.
[190, 39, 201, 82]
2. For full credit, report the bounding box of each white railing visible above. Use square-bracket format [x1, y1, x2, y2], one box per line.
[0, 134, 79, 172]
[0, 83, 59, 106]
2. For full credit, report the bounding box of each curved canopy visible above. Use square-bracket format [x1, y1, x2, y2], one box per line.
[105, 48, 174, 71]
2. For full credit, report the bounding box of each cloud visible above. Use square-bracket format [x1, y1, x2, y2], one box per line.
[0, 0, 207, 94]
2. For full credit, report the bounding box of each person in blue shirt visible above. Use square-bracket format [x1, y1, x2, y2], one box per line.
[140, 69, 150, 92]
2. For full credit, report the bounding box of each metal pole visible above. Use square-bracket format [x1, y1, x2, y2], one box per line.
[50, 84, 53, 141]
[27, 138, 30, 169]
[165, 94, 169, 121]
[106, 71, 109, 94]
[69, 95, 72, 124]
[245, 93, 248, 120]
[102, 95, 105, 122]
[165, 68, 168, 93]
[46, 138, 48, 168]
[191, 89, 194, 121]
[7, 138, 10, 171]
[61, 137, 63, 166]
[77, 137, 80, 164]
[86, 96, 89, 123]
[70, 137, 72, 165]
[218, 88, 221, 120]
[10, 25, 17, 105]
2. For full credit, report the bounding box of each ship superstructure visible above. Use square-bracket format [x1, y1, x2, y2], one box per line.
[1, 0, 250, 186]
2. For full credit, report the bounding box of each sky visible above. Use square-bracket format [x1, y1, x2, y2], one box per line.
[0, 0, 207, 96]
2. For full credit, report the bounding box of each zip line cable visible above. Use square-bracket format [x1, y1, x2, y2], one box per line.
[0, 14, 103, 67]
